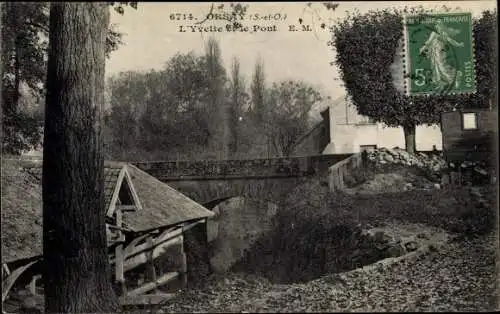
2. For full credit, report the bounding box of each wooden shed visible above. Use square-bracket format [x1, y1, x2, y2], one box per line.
[440, 108, 496, 163]
[1, 158, 214, 309]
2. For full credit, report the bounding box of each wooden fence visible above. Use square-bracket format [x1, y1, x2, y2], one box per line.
[328, 152, 366, 191]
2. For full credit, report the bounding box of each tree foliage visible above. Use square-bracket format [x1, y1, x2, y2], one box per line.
[250, 57, 267, 124]
[472, 10, 498, 108]
[227, 57, 250, 153]
[105, 52, 213, 160]
[331, 6, 497, 152]
[1, 2, 134, 154]
[105, 45, 320, 160]
[1, 2, 48, 154]
[265, 80, 323, 156]
[205, 37, 231, 157]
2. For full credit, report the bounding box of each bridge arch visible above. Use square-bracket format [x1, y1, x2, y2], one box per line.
[132, 154, 352, 206]
[167, 177, 301, 207]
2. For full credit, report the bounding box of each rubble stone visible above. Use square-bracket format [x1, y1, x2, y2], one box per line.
[366, 148, 448, 181]
[386, 243, 406, 257]
[404, 240, 419, 252]
[403, 183, 413, 191]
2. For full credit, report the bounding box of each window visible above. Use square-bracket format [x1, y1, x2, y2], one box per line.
[360, 145, 377, 152]
[357, 115, 376, 125]
[462, 112, 478, 130]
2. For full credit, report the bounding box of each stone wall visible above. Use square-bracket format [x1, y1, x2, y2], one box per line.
[133, 154, 351, 181]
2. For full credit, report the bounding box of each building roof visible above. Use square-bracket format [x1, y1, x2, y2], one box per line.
[1, 158, 213, 264]
[22, 160, 131, 214]
[123, 164, 214, 232]
[291, 120, 325, 152]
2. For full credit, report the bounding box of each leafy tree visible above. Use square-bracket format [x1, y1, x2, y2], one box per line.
[43, 3, 118, 312]
[163, 52, 210, 113]
[138, 70, 185, 152]
[105, 71, 148, 157]
[1, 2, 131, 154]
[1, 2, 48, 154]
[472, 10, 498, 109]
[227, 57, 249, 155]
[331, 6, 497, 153]
[265, 80, 323, 156]
[205, 37, 229, 158]
[250, 57, 267, 125]
[105, 52, 213, 160]
[162, 53, 212, 149]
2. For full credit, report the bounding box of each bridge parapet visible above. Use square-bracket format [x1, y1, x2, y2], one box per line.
[133, 154, 352, 181]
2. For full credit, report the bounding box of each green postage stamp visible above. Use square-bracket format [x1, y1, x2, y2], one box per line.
[404, 12, 476, 96]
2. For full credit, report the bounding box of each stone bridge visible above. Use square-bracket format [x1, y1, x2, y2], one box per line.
[132, 154, 351, 207]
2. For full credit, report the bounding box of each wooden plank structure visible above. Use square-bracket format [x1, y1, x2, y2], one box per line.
[441, 108, 496, 163]
[1, 159, 214, 310]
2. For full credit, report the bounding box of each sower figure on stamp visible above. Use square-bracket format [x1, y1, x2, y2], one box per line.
[419, 19, 465, 92]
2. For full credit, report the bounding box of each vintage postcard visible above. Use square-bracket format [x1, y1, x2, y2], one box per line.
[1, 1, 498, 313]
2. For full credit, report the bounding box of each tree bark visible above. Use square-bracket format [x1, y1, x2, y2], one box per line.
[403, 124, 416, 154]
[42, 3, 118, 313]
[13, 35, 21, 111]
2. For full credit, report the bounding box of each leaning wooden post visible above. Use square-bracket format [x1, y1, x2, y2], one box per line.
[2, 263, 10, 278]
[179, 234, 187, 288]
[146, 236, 157, 293]
[28, 275, 42, 296]
[115, 244, 125, 295]
[115, 210, 126, 295]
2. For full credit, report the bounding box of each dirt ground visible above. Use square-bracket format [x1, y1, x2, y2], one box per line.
[159, 170, 498, 313]
[160, 232, 497, 312]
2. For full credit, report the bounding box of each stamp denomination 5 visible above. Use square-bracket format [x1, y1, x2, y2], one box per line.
[404, 12, 476, 96]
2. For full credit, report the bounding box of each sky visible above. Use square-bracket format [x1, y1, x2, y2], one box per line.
[106, 0, 497, 117]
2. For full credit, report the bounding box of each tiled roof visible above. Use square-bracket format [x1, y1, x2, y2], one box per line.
[123, 164, 214, 233]
[24, 161, 125, 214]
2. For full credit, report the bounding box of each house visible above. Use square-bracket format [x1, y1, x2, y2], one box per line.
[292, 96, 443, 155]
[1, 158, 214, 308]
[440, 108, 497, 163]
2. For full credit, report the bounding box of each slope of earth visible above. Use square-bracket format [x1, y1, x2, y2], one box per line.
[158, 180, 498, 312]
[159, 232, 497, 313]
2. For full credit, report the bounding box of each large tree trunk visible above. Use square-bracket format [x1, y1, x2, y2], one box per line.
[42, 3, 118, 313]
[403, 124, 416, 154]
[13, 36, 21, 111]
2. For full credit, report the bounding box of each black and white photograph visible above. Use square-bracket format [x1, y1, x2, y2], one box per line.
[1, 1, 498, 313]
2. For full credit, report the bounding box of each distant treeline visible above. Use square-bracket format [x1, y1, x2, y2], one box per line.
[103, 37, 324, 161]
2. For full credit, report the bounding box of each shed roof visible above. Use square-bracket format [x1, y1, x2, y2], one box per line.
[23, 160, 132, 214]
[1, 158, 213, 264]
[123, 164, 214, 232]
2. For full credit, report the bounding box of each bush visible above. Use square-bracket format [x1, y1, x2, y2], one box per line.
[343, 164, 376, 188]
[232, 179, 496, 284]
[231, 180, 390, 283]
